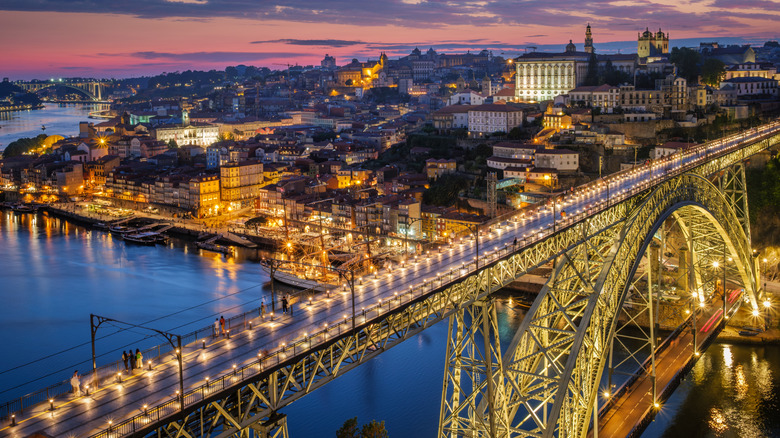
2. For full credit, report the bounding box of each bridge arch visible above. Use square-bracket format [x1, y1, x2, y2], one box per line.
[31, 83, 99, 101]
[501, 172, 758, 438]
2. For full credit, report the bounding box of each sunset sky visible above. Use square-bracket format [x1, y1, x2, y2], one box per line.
[2, 0, 779, 80]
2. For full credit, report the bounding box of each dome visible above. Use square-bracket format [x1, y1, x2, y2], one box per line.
[565, 40, 577, 53]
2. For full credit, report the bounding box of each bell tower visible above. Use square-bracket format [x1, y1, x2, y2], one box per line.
[584, 23, 594, 54]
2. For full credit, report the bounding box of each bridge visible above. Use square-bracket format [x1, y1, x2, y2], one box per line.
[16, 79, 107, 102]
[2, 121, 780, 438]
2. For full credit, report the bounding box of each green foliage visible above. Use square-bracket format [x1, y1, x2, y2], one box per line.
[584, 53, 599, 86]
[601, 59, 631, 86]
[167, 139, 179, 149]
[336, 417, 360, 438]
[2, 134, 47, 158]
[634, 72, 665, 90]
[336, 417, 388, 438]
[218, 132, 234, 142]
[669, 47, 701, 82]
[701, 59, 726, 86]
[423, 173, 469, 206]
[313, 131, 338, 142]
[361, 420, 389, 438]
[747, 155, 780, 246]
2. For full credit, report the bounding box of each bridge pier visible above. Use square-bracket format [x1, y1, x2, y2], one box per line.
[438, 298, 506, 438]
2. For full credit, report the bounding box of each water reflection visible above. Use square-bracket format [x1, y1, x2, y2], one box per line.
[642, 343, 780, 438]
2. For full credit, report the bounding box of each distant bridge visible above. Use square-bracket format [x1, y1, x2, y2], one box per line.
[15, 79, 107, 101]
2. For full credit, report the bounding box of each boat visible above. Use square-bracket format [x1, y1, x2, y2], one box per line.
[196, 241, 234, 255]
[12, 204, 35, 213]
[93, 222, 109, 230]
[109, 225, 136, 236]
[123, 231, 168, 245]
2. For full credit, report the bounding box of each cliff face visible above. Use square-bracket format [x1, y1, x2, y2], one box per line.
[747, 156, 780, 281]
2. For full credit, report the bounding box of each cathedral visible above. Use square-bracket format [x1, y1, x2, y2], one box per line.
[638, 28, 669, 58]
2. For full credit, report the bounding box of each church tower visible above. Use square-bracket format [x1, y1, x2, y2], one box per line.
[482, 74, 492, 96]
[584, 23, 594, 54]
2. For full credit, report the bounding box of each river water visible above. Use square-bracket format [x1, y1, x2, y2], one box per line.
[1, 105, 779, 436]
[0, 103, 110, 152]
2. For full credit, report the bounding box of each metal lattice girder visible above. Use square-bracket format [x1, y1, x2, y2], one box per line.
[124, 127, 780, 438]
[438, 298, 506, 438]
[718, 162, 751, 243]
[131, 194, 636, 438]
[502, 173, 760, 438]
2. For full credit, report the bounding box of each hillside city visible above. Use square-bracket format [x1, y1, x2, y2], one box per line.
[2, 26, 780, 260]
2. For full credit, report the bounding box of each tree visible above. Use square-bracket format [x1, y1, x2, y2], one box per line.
[361, 420, 389, 438]
[336, 417, 360, 438]
[2, 134, 47, 158]
[669, 47, 701, 82]
[167, 139, 179, 149]
[584, 52, 599, 86]
[423, 173, 470, 206]
[701, 58, 726, 86]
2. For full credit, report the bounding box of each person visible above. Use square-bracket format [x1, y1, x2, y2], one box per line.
[282, 296, 288, 314]
[260, 301, 266, 320]
[70, 370, 81, 396]
[214, 318, 219, 337]
[136, 349, 143, 370]
[122, 351, 129, 372]
[290, 302, 294, 316]
[128, 350, 136, 370]
[220, 315, 226, 336]
[513, 237, 517, 248]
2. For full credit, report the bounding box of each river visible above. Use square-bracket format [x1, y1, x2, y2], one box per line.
[0, 103, 109, 152]
[2, 211, 779, 437]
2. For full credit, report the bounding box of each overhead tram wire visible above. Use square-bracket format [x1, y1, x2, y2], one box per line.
[0, 281, 265, 376]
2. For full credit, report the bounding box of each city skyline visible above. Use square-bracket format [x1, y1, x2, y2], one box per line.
[2, 0, 779, 79]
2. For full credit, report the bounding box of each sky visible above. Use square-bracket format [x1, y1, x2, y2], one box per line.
[1, 0, 779, 80]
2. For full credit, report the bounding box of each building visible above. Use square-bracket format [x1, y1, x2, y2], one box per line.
[584, 24, 594, 54]
[189, 174, 221, 217]
[154, 123, 219, 147]
[425, 159, 457, 180]
[467, 103, 524, 136]
[431, 105, 470, 132]
[84, 155, 120, 188]
[700, 44, 756, 65]
[637, 28, 669, 58]
[720, 77, 779, 98]
[569, 84, 620, 111]
[653, 141, 696, 159]
[535, 149, 579, 172]
[220, 161, 263, 208]
[514, 51, 590, 102]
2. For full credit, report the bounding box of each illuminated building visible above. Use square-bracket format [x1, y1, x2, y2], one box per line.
[638, 28, 669, 59]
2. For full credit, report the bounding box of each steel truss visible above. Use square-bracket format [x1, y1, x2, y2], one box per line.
[123, 129, 778, 438]
[499, 173, 758, 438]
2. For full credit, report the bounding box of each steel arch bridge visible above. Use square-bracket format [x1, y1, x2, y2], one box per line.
[16, 80, 105, 101]
[36, 125, 776, 438]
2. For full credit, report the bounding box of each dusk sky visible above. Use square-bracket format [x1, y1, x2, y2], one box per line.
[2, 0, 779, 80]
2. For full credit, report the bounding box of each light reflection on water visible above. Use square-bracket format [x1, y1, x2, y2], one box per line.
[0, 103, 109, 151]
[641, 342, 780, 438]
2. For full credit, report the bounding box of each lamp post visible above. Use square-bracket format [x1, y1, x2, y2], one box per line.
[90, 314, 185, 408]
[764, 257, 769, 331]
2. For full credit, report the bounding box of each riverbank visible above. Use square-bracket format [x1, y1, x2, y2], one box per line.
[43, 202, 278, 249]
[717, 285, 780, 345]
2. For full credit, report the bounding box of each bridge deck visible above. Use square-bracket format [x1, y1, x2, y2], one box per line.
[2, 122, 779, 437]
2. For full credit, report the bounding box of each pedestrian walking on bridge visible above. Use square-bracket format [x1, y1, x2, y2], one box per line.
[122, 351, 129, 372]
[70, 370, 81, 396]
[128, 350, 136, 370]
[136, 349, 143, 370]
[260, 301, 266, 320]
[220, 315, 226, 336]
[214, 318, 219, 337]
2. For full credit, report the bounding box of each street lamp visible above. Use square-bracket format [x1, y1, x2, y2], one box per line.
[764, 299, 771, 331]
